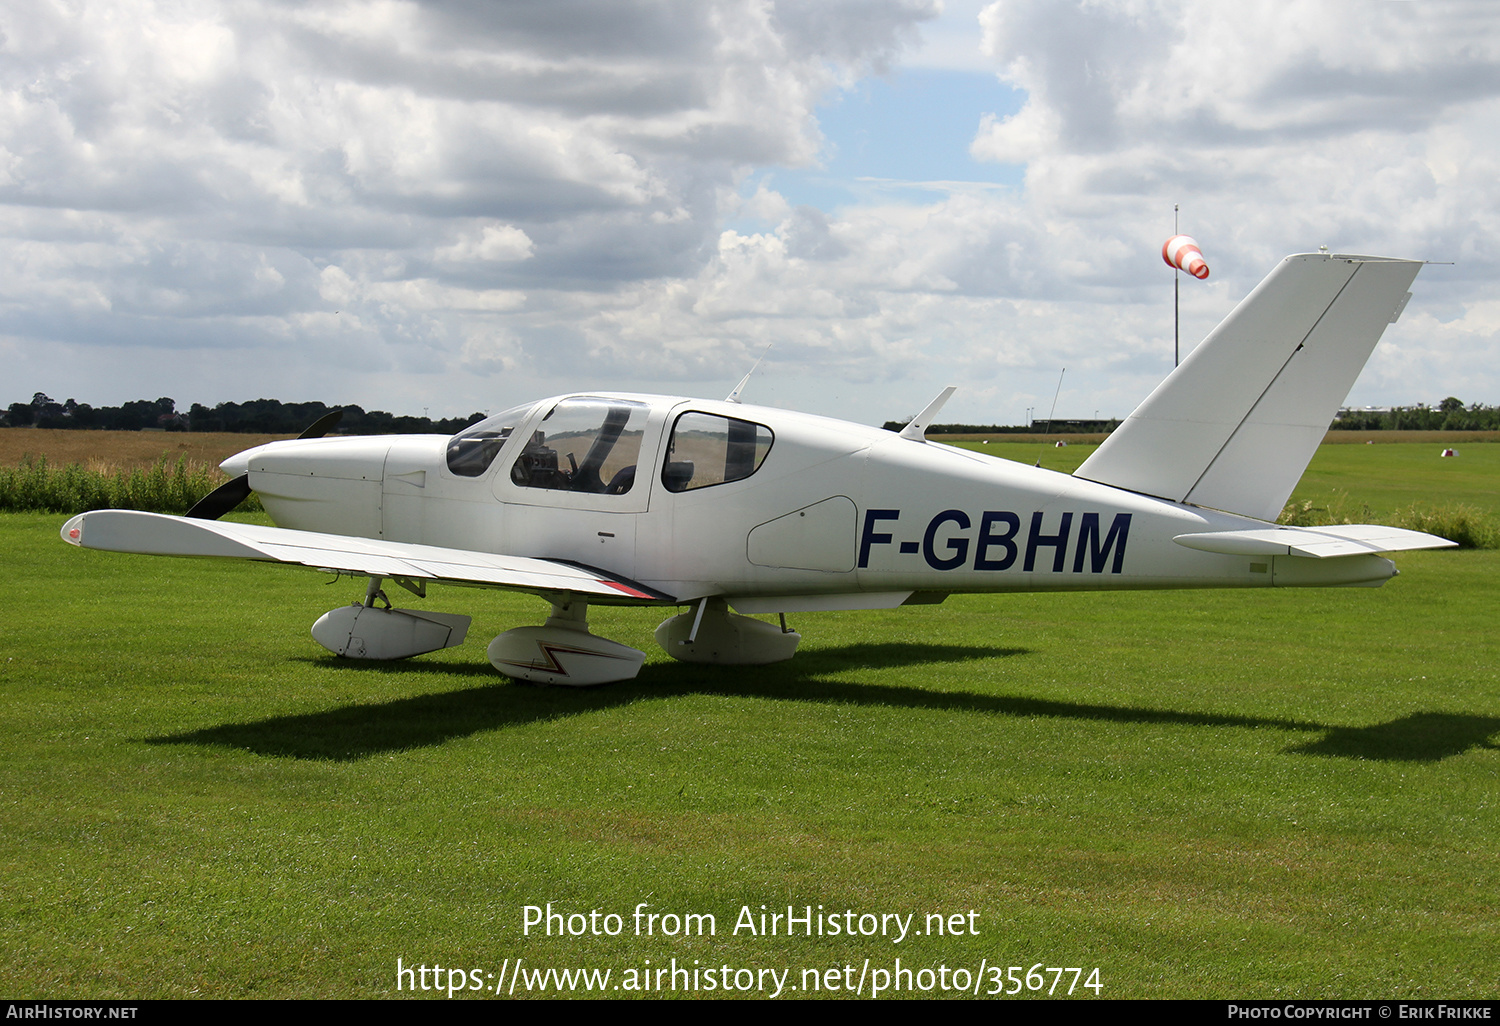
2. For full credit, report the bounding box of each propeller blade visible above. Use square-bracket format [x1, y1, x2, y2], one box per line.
[186, 474, 252, 520]
[297, 408, 345, 439]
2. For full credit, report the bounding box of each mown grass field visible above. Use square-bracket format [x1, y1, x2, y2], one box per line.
[1, 439, 1497, 999]
[957, 438, 1500, 539]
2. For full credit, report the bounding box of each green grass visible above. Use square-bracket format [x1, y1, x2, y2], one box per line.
[949, 438, 1500, 512]
[3, 505, 1498, 999]
[954, 439, 1500, 547]
[1288, 441, 1500, 515]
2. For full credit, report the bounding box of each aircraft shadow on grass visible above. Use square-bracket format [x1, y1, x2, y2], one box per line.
[1286, 712, 1500, 762]
[146, 643, 1500, 765]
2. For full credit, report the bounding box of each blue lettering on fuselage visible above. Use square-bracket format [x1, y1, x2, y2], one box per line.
[857, 509, 1131, 574]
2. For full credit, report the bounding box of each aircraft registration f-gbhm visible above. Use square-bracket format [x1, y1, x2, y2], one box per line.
[63, 252, 1453, 685]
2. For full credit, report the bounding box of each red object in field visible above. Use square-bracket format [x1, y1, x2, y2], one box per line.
[1163, 235, 1210, 279]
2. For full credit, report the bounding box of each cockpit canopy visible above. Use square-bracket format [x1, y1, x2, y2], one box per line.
[445, 396, 774, 496]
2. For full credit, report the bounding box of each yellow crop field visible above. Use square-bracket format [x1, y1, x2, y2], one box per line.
[0, 428, 293, 472]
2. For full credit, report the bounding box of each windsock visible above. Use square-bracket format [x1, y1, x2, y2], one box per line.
[1162, 235, 1210, 279]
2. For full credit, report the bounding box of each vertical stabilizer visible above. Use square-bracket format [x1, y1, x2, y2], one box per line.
[1075, 253, 1420, 522]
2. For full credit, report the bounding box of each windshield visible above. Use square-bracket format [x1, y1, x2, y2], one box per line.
[446, 402, 536, 477]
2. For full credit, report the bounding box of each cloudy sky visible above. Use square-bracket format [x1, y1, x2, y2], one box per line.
[3, 0, 1498, 426]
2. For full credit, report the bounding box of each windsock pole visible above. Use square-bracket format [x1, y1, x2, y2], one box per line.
[1174, 206, 1179, 367]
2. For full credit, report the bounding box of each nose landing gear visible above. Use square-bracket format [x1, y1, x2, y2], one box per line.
[311, 576, 472, 660]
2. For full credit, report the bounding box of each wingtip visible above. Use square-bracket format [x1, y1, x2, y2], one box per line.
[61, 514, 85, 546]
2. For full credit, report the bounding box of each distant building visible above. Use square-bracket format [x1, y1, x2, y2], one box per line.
[1028, 419, 1120, 433]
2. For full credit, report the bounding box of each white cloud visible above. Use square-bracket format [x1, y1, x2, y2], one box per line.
[434, 224, 535, 264]
[459, 327, 521, 376]
[0, 0, 941, 411]
[2, 0, 1498, 422]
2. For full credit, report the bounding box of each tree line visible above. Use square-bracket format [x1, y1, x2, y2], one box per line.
[7, 392, 1498, 436]
[1329, 398, 1500, 431]
[4, 394, 484, 435]
[888, 398, 1499, 435]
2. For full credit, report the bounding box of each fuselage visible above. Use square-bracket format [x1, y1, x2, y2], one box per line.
[224, 392, 1395, 608]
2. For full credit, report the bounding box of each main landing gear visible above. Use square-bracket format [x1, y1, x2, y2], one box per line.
[487, 599, 648, 686]
[487, 596, 802, 686]
[653, 598, 801, 667]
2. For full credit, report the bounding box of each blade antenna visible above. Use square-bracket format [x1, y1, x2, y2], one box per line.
[725, 344, 772, 404]
[1035, 367, 1065, 468]
[899, 386, 958, 442]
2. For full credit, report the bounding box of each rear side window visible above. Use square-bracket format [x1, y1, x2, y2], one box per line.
[662, 412, 773, 492]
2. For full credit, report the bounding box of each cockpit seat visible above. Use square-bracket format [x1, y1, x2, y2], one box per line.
[605, 466, 636, 495]
[663, 461, 694, 492]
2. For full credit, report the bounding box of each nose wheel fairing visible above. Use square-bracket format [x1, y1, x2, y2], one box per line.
[311, 578, 472, 660]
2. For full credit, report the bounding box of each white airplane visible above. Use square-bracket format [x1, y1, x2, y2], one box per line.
[62, 252, 1454, 685]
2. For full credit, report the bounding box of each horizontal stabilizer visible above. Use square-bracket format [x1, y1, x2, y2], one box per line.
[1076, 253, 1422, 522]
[1174, 524, 1456, 559]
[61, 510, 675, 604]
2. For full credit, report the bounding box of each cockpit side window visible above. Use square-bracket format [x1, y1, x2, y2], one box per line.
[510, 398, 648, 495]
[446, 403, 534, 478]
[662, 412, 773, 492]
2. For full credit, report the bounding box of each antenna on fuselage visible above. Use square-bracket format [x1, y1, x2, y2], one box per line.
[1034, 368, 1065, 467]
[725, 344, 772, 404]
[900, 386, 958, 442]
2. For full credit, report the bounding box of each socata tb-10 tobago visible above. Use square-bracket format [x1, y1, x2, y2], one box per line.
[64, 252, 1452, 685]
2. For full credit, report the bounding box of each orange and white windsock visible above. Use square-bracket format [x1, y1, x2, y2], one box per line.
[1162, 235, 1210, 279]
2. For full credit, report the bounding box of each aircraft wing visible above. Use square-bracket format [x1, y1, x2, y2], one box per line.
[1173, 524, 1456, 558]
[61, 510, 675, 605]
